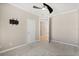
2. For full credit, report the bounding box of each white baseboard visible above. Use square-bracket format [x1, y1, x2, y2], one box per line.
[0, 40, 39, 54]
[0, 44, 26, 54]
[52, 40, 79, 48]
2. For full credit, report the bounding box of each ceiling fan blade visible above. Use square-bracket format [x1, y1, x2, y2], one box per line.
[33, 6, 41, 9]
[43, 3, 53, 13]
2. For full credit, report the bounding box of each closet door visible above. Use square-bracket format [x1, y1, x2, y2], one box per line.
[26, 19, 36, 43]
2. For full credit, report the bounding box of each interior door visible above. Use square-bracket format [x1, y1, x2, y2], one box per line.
[26, 19, 36, 44]
[40, 20, 49, 42]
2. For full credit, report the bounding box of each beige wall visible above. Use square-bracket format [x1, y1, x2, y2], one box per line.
[0, 3, 39, 51]
[77, 10, 79, 46]
[51, 10, 78, 45]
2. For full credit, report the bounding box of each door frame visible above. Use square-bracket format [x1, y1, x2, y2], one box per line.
[39, 18, 49, 42]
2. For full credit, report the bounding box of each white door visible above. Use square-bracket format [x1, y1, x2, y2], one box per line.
[26, 19, 36, 44]
[40, 19, 49, 42]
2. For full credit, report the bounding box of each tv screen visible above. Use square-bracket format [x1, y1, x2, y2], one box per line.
[9, 19, 19, 25]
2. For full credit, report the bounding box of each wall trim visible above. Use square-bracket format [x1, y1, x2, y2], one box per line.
[9, 3, 38, 17]
[0, 40, 39, 54]
[51, 40, 79, 48]
[0, 44, 26, 54]
[52, 9, 79, 16]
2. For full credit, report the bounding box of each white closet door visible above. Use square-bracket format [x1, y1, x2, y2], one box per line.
[26, 19, 36, 43]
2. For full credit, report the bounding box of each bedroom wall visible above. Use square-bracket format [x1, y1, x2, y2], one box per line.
[51, 9, 79, 46]
[76, 9, 79, 46]
[0, 3, 39, 51]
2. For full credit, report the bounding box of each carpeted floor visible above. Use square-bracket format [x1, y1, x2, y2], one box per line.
[0, 41, 79, 56]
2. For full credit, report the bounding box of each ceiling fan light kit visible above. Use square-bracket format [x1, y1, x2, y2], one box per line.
[42, 7, 46, 10]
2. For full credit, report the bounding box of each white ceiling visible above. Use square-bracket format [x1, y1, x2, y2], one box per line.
[10, 3, 79, 18]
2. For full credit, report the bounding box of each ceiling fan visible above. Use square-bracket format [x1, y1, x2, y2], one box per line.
[33, 3, 53, 14]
